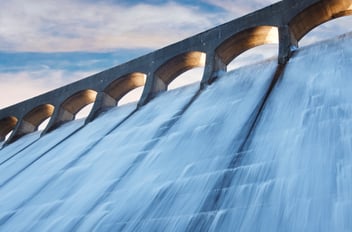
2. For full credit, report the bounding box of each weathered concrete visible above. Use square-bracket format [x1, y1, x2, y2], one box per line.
[1, 0, 351, 145]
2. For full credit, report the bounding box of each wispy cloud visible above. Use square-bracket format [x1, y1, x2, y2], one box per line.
[1, 0, 351, 110]
[0, 0, 221, 52]
[200, 0, 278, 17]
[0, 49, 149, 72]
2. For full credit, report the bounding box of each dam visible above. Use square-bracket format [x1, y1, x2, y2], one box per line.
[0, 0, 352, 231]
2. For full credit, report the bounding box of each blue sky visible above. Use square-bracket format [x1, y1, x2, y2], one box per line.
[0, 0, 351, 108]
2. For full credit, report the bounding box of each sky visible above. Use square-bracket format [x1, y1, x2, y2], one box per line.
[0, 0, 351, 109]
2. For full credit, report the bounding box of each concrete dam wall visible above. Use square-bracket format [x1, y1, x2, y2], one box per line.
[1, 0, 352, 230]
[0, 33, 352, 231]
[1, 0, 352, 145]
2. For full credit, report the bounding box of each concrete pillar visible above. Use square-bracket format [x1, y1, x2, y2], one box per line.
[278, 25, 298, 64]
[138, 73, 166, 107]
[85, 92, 117, 124]
[42, 107, 74, 135]
[201, 51, 227, 86]
[5, 119, 36, 144]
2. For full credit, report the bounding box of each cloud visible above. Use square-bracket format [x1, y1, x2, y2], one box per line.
[2, 0, 351, 53]
[1, 0, 351, 110]
[200, 0, 278, 17]
[0, 0, 221, 52]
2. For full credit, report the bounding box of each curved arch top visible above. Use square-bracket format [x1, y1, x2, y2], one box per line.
[3, 104, 55, 143]
[23, 104, 54, 129]
[289, 0, 352, 41]
[62, 89, 98, 115]
[216, 26, 279, 66]
[155, 51, 206, 87]
[0, 116, 18, 141]
[105, 72, 146, 105]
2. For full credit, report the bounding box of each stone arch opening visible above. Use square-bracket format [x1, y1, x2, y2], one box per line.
[298, 15, 352, 46]
[289, 0, 352, 43]
[43, 89, 98, 133]
[38, 117, 51, 131]
[168, 67, 205, 90]
[227, 44, 278, 71]
[0, 116, 18, 141]
[216, 26, 279, 69]
[75, 103, 95, 119]
[105, 72, 146, 106]
[61, 89, 97, 119]
[118, 86, 145, 106]
[22, 104, 55, 133]
[154, 51, 206, 91]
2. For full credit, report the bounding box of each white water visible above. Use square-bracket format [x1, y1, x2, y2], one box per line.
[0, 33, 352, 231]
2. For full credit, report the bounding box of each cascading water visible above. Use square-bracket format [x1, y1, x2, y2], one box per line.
[0, 33, 351, 231]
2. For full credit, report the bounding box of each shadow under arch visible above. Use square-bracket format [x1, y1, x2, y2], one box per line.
[5, 104, 54, 143]
[75, 103, 95, 119]
[299, 15, 352, 46]
[227, 43, 278, 71]
[215, 26, 279, 68]
[22, 104, 55, 131]
[61, 89, 97, 117]
[44, 89, 97, 133]
[154, 51, 206, 91]
[168, 67, 205, 90]
[118, 86, 145, 106]
[289, 0, 352, 42]
[85, 74, 146, 123]
[0, 116, 18, 141]
[104, 72, 146, 106]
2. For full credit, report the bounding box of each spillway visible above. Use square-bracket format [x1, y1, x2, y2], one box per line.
[1, 33, 352, 231]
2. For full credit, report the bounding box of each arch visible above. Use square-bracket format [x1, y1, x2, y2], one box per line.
[118, 86, 145, 106]
[23, 104, 55, 130]
[38, 117, 51, 131]
[289, 0, 352, 42]
[42, 89, 97, 133]
[104, 72, 146, 105]
[62, 89, 97, 115]
[155, 51, 206, 88]
[216, 26, 279, 66]
[75, 103, 95, 119]
[227, 43, 278, 71]
[299, 15, 352, 46]
[0, 116, 18, 141]
[168, 67, 204, 90]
